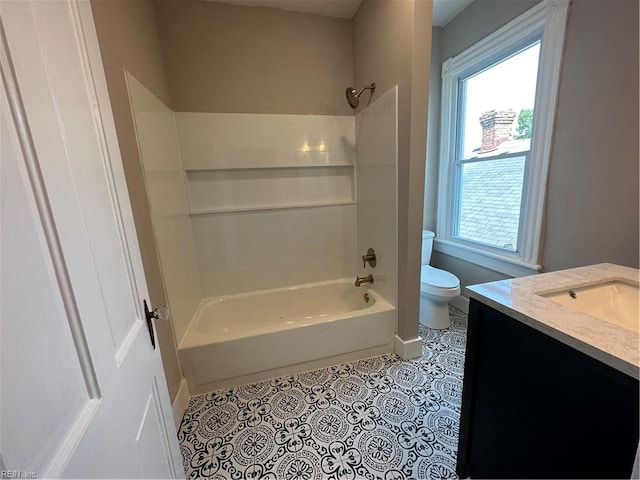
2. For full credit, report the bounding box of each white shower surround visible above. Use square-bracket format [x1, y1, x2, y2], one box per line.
[175, 112, 359, 299]
[127, 74, 202, 344]
[355, 86, 398, 308]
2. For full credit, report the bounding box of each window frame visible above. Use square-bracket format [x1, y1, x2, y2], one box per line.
[436, 0, 570, 277]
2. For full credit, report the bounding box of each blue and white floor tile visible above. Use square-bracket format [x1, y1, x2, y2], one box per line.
[178, 307, 467, 479]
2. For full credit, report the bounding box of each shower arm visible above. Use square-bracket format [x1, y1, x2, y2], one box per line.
[356, 84, 375, 96]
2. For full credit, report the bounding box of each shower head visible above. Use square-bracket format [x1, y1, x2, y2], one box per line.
[345, 83, 376, 109]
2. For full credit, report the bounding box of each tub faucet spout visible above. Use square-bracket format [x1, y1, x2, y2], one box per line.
[355, 275, 374, 287]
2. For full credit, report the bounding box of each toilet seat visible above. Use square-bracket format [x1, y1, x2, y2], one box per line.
[420, 265, 460, 298]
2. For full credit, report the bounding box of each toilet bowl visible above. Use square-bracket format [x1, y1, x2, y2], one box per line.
[420, 230, 461, 329]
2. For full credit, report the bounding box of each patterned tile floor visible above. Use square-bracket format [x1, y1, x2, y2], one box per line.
[178, 307, 467, 479]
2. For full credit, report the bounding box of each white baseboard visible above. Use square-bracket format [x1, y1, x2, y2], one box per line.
[172, 378, 190, 431]
[394, 334, 423, 360]
[450, 295, 469, 314]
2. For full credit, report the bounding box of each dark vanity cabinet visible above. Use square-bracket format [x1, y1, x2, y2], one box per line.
[456, 298, 639, 479]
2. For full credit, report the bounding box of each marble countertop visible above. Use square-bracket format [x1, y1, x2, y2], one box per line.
[467, 263, 639, 380]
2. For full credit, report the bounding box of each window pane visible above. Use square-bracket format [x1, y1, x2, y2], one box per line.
[456, 156, 526, 250]
[459, 42, 540, 159]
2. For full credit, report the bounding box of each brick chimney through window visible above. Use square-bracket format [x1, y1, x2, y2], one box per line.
[479, 110, 517, 153]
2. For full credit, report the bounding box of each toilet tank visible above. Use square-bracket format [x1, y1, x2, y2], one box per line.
[422, 230, 435, 265]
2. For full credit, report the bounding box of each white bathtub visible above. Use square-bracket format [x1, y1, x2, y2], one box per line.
[178, 279, 396, 394]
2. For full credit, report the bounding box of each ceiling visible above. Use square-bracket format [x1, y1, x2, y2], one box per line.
[206, 0, 475, 25]
[205, 0, 362, 19]
[433, 0, 475, 26]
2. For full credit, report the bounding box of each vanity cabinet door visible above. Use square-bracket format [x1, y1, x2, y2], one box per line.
[456, 299, 639, 479]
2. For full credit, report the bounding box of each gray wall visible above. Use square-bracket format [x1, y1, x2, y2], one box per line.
[154, 0, 353, 115]
[353, 0, 432, 341]
[91, 0, 182, 401]
[428, 0, 640, 293]
[424, 26, 442, 232]
[441, 0, 540, 60]
[541, 0, 639, 271]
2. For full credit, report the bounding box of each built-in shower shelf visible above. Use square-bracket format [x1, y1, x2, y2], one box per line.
[189, 200, 357, 216]
[185, 165, 356, 215]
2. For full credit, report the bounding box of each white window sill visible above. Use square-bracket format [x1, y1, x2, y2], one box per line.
[434, 238, 541, 278]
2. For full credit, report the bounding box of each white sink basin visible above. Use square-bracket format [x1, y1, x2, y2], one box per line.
[539, 280, 639, 333]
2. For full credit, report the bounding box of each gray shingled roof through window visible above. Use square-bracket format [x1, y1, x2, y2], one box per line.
[457, 155, 525, 250]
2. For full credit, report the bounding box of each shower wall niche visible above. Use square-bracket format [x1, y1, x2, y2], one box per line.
[174, 113, 358, 298]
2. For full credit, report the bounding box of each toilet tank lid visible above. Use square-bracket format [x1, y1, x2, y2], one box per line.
[423, 230, 435, 239]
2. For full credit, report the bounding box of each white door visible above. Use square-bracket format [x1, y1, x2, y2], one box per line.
[0, 1, 183, 478]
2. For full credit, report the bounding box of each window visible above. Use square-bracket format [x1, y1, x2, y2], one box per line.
[436, 0, 569, 277]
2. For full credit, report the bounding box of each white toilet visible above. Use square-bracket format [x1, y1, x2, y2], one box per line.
[420, 230, 461, 329]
